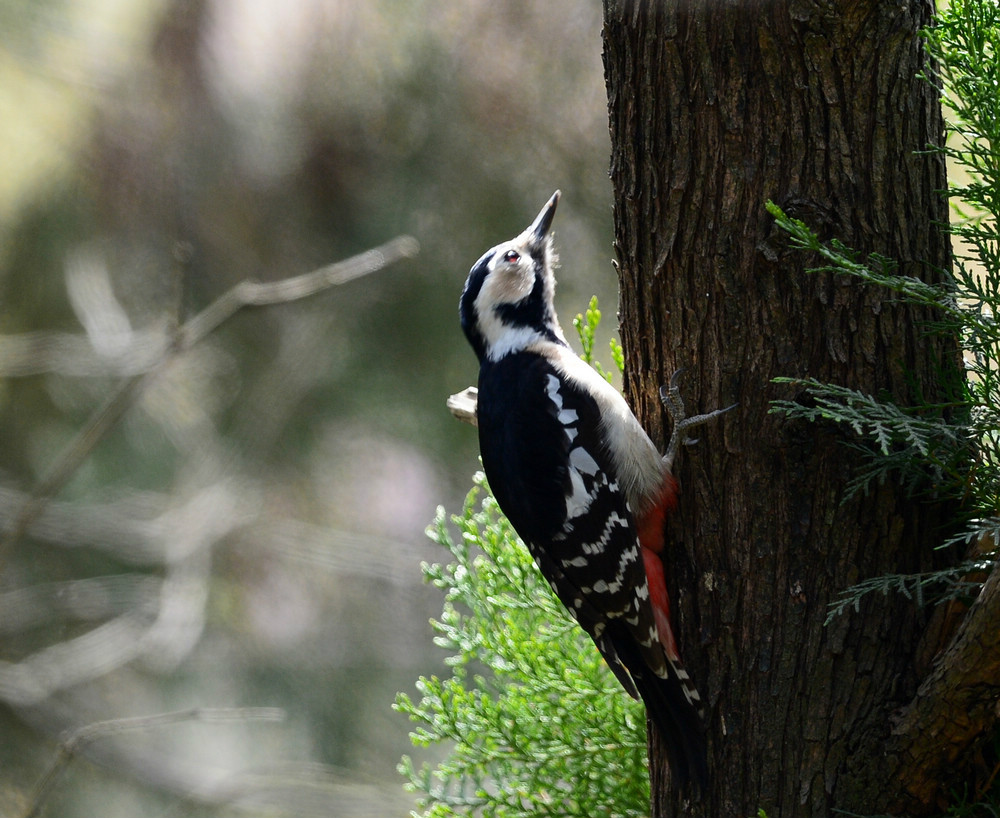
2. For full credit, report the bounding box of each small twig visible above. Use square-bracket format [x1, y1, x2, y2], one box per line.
[0, 236, 419, 574]
[22, 706, 286, 818]
[2, 375, 147, 552]
[447, 387, 479, 427]
[178, 236, 419, 348]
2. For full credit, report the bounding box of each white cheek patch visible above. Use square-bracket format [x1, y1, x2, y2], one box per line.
[479, 256, 535, 306]
[475, 259, 541, 361]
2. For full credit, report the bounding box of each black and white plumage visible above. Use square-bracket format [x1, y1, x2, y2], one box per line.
[459, 191, 708, 792]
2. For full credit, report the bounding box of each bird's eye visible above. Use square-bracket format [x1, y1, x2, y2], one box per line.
[503, 250, 520, 264]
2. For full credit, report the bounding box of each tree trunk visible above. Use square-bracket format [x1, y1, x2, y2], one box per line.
[601, 2, 967, 816]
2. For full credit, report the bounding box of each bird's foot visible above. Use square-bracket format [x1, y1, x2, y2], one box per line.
[660, 369, 737, 472]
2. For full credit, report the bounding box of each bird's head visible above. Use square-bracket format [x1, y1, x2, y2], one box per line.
[459, 190, 565, 363]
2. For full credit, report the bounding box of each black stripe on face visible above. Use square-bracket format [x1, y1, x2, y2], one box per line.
[495, 263, 546, 330]
[460, 249, 495, 361]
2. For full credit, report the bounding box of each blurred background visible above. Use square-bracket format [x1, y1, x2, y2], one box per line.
[0, 0, 617, 815]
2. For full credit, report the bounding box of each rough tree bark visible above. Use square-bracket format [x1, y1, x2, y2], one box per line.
[601, 2, 983, 816]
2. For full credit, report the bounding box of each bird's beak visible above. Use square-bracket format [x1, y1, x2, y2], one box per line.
[529, 190, 560, 245]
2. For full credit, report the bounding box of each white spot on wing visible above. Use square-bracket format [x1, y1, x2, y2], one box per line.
[569, 446, 601, 475]
[559, 408, 579, 424]
[544, 372, 582, 447]
[612, 544, 639, 586]
[594, 512, 629, 550]
[544, 374, 563, 409]
[565, 468, 592, 519]
[528, 341, 667, 512]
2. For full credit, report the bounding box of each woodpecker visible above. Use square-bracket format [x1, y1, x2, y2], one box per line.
[459, 191, 726, 793]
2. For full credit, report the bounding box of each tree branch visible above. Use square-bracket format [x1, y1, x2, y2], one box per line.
[22, 707, 285, 818]
[887, 562, 1000, 813]
[0, 236, 418, 573]
[447, 386, 478, 426]
[176, 235, 418, 347]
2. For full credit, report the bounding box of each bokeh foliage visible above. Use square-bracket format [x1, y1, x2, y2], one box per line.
[396, 475, 649, 818]
[0, 1, 616, 815]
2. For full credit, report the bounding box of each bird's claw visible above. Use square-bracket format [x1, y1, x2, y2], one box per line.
[660, 369, 736, 471]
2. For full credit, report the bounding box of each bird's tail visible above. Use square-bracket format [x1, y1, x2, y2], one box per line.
[612, 631, 708, 796]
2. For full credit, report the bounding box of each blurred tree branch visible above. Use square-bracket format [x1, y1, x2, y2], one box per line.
[0, 235, 419, 573]
[0, 330, 169, 377]
[23, 706, 286, 818]
[446, 386, 478, 426]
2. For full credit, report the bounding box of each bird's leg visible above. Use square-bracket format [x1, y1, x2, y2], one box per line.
[660, 369, 737, 472]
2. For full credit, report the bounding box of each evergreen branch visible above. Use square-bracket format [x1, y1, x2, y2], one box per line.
[826, 557, 997, 626]
[770, 378, 968, 500]
[768, 19, 1000, 804]
[573, 295, 625, 382]
[396, 475, 649, 818]
[765, 202, 961, 317]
